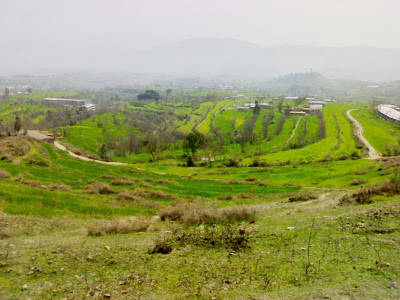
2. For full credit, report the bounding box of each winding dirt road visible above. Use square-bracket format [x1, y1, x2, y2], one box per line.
[53, 141, 128, 166]
[346, 109, 381, 159]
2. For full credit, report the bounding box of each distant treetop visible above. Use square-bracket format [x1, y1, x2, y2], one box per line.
[137, 90, 160, 101]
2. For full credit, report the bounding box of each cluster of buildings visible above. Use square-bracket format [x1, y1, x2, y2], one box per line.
[376, 104, 400, 123]
[43, 98, 96, 111]
[289, 100, 326, 115]
[238, 102, 273, 112]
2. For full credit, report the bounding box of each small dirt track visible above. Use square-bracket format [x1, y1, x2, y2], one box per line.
[287, 116, 303, 143]
[346, 109, 381, 160]
[53, 141, 128, 166]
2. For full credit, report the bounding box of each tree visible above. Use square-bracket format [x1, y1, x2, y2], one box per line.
[137, 90, 160, 102]
[99, 144, 109, 160]
[14, 114, 21, 133]
[183, 131, 206, 156]
[146, 138, 160, 162]
[277, 101, 283, 112]
[166, 89, 172, 97]
[4, 88, 9, 98]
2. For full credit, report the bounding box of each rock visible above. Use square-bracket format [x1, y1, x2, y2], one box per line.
[287, 227, 295, 230]
[104, 246, 111, 250]
[103, 293, 111, 298]
[22, 284, 28, 291]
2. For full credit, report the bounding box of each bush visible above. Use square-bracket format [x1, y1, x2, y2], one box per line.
[224, 158, 239, 167]
[150, 224, 256, 252]
[0, 169, 11, 178]
[88, 218, 151, 236]
[340, 178, 400, 206]
[148, 238, 174, 254]
[186, 156, 195, 167]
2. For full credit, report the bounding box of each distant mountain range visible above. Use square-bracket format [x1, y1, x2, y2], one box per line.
[130, 38, 400, 81]
[3, 38, 400, 81]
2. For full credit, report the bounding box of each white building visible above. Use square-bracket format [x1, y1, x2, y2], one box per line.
[377, 104, 400, 122]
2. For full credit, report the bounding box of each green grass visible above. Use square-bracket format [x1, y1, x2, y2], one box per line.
[352, 107, 400, 155]
[197, 101, 231, 133]
[213, 109, 234, 132]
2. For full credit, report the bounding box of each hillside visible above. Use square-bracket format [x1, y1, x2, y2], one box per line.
[0, 90, 400, 299]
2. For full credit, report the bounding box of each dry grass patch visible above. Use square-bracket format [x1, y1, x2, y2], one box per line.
[0, 227, 12, 239]
[85, 182, 115, 194]
[288, 190, 317, 202]
[101, 174, 130, 180]
[0, 169, 11, 178]
[159, 203, 257, 225]
[340, 179, 400, 205]
[154, 179, 173, 184]
[48, 183, 72, 191]
[245, 177, 257, 182]
[349, 179, 367, 186]
[133, 189, 176, 200]
[111, 179, 134, 186]
[116, 192, 145, 201]
[88, 218, 151, 236]
[116, 192, 161, 209]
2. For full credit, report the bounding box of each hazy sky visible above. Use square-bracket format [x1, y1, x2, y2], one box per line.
[2, 0, 400, 48]
[1, 0, 400, 74]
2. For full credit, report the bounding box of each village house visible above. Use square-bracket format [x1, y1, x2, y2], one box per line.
[43, 98, 96, 111]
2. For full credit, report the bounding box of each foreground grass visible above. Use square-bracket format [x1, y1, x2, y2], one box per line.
[0, 135, 399, 298]
[0, 191, 399, 299]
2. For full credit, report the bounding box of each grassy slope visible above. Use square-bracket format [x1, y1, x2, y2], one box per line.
[0, 134, 399, 298]
[256, 103, 352, 163]
[352, 107, 400, 154]
[63, 113, 133, 155]
[197, 101, 231, 133]
[0, 157, 399, 298]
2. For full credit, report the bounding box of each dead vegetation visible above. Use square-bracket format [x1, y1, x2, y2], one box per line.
[149, 223, 256, 254]
[15, 175, 46, 189]
[0, 169, 11, 178]
[85, 182, 115, 194]
[0, 136, 31, 162]
[110, 179, 134, 186]
[288, 190, 317, 202]
[159, 203, 257, 225]
[101, 174, 131, 180]
[133, 189, 176, 200]
[116, 192, 161, 209]
[349, 179, 367, 186]
[87, 218, 151, 236]
[48, 183, 72, 191]
[339, 179, 400, 205]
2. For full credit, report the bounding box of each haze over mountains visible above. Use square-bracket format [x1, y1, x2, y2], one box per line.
[3, 38, 400, 81]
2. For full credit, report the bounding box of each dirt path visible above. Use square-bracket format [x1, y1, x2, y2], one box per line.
[53, 141, 128, 166]
[287, 116, 302, 143]
[346, 109, 381, 159]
